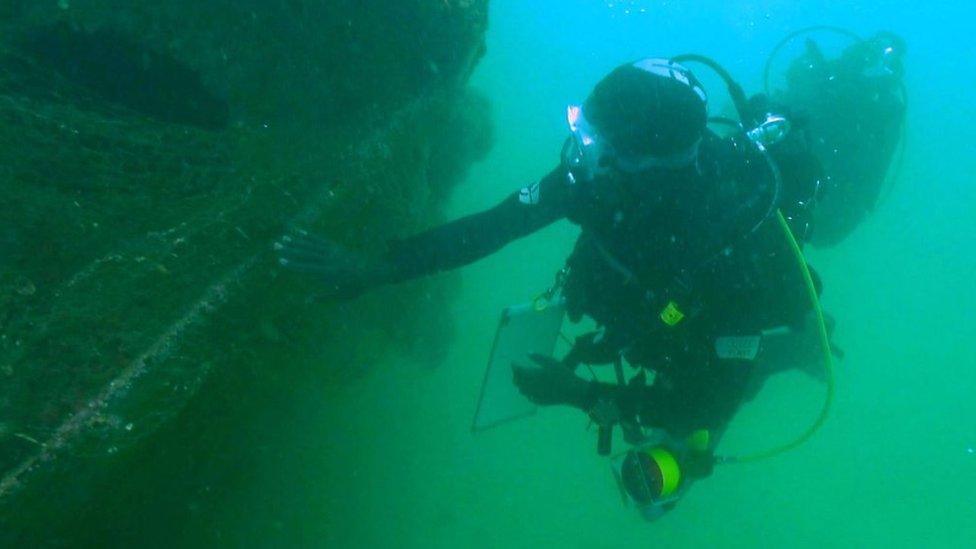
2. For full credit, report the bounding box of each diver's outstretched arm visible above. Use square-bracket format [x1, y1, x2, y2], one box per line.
[277, 165, 574, 299]
[383, 167, 571, 283]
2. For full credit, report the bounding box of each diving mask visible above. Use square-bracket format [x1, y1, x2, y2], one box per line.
[563, 104, 613, 182]
[562, 105, 701, 183]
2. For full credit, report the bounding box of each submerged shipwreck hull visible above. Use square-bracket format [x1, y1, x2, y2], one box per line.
[0, 0, 490, 538]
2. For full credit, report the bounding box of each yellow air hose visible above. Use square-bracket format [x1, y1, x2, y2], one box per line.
[721, 210, 835, 464]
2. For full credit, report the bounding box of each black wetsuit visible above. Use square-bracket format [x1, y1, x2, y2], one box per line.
[385, 131, 814, 438]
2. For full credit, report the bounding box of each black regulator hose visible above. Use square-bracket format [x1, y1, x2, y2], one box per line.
[672, 53, 757, 127]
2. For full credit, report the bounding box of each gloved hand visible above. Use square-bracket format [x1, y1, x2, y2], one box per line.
[274, 229, 391, 300]
[563, 331, 618, 367]
[512, 353, 592, 407]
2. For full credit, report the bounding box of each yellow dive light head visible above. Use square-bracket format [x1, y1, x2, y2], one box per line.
[617, 446, 683, 521]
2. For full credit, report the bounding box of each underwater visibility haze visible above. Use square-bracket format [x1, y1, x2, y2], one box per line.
[1, 0, 974, 547]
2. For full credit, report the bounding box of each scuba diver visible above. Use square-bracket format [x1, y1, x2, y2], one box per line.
[277, 57, 832, 521]
[763, 30, 907, 246]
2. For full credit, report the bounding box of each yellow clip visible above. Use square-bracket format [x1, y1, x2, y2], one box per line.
[660, 301, 685, 326]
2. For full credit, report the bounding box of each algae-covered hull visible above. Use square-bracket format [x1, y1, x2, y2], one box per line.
[0, 1, 491, 537]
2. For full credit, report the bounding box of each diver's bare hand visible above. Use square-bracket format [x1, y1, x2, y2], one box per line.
[274, 229, 390, 300]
